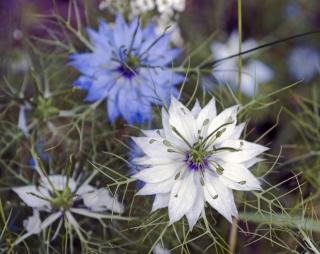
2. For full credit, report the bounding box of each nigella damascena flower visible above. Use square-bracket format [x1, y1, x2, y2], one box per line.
[287, 46, 319, 82]
[69, 15, 183, 124]
[12, 174, 124, 245]
[210, 31, 274, 97]
[131, 97, 268, 229]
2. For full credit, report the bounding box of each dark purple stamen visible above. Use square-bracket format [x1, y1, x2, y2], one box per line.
[117, 65, 138, 79]
[185, 153, 209, 171]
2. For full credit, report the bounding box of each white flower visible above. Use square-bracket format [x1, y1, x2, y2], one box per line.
[153, 242, 171, 254]
[210, 31, 274, 97]
[13, 174, 124, 245]
[287, 46, 319, 82]
[23, 210, 42, 234]
[132, 97, 268, 229]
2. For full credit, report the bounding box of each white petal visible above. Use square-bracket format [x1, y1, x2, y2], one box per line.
[23, 210, 42, 234]
[40, 175, 77, 192]
[82, 188, 124, 213]
[207, 105, 239, 144]
[13, 185, 50, 208]
[203, 172, 238, 222]
[152, 193, 170, 212]
[218, 162, 262, 191]
[228, 123, 245, 140]
[137, 179, 175, 195]
[197, 98, 217, 126]
[75, 183, 95, 196]
[141, 129, 163, 138]
[40, 212, 62, 231]
[132, 136, 178, 161]
[13, 212, 61, 246]
[191, 100, 201, 117]
[153, 243, 171, 254]
[133, 163, 183, 183]
[168, 97, 197, 145]
[65, 211, 84, 240]
[246, 60, 274, 84]
[243, 157, 264, 168]
[186, 183, 204, 230]
[133, 156, 175, 166]
[168, 172, 198, 224]
[214, 140, 268, 163]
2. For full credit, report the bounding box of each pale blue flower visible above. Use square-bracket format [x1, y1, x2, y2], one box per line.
[210, 31, 274, 97]
[288, 46, 319, 82]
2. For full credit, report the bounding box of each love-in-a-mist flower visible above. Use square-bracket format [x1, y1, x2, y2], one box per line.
[210, 31, 274, 97]
[70, 15, 183, 124]
[131, 97, 268, 229]
[287, 46, 319, 82]
[12, 173, 124, 245]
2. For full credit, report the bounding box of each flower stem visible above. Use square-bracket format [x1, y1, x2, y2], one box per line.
[228, 217, 238, 253]
[237, 0, 243, 102]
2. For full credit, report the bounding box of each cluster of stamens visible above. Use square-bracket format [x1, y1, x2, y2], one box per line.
[117, 52, 140, 79]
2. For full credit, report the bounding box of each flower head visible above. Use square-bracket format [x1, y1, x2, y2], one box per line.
[70, 15, 183, 124]
[13, 174, 124, 245]
[287, 46, 319, 82]
[210, 31, 274, 97]
[131, 97, 268, 229]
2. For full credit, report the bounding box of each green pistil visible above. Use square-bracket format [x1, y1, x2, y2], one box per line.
[188, 148, 208, 164]
[50, 186, 73, 210]
[124, 54, 140, 71]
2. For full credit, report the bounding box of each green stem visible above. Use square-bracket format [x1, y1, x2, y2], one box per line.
[237, 0, 243, 102]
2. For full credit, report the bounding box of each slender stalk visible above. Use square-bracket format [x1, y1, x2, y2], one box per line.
[237, 0, 243, 102]
[228, 218, 238, 253]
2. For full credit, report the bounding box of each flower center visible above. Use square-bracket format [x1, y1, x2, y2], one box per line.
[35, 97, 59, 122]
[50, 187, 73, 210]
[185, 147, 209, 171]
[117, 53, 140, 79]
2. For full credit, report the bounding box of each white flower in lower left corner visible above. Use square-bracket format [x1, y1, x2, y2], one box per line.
[13, 174, 124, 245]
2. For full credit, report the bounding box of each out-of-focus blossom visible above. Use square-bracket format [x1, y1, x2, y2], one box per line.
[284, 3, 301, 19]
[210, 31, 274, 97]
[153, 242, 171, 254]
[28, 138, 49, 170]
[70, 15, 183, 124]
[131, 97, 268, 229]
[287, 46, 319, 82]
[13, 174, 124, 245]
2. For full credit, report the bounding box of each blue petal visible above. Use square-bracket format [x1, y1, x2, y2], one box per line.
[107, 85, 121, 123]
[69, 50, 110, 76]
[86, 27, 110, 50]
[74, 76, 92, 90]
[85, 74, 116, 101]
[113, 15, 130, 50]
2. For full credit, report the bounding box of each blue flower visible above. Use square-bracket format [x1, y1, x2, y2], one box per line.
[70, 15, 183, 124]
[28, 139, 49, 170]
[287, 46, 319, 82]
